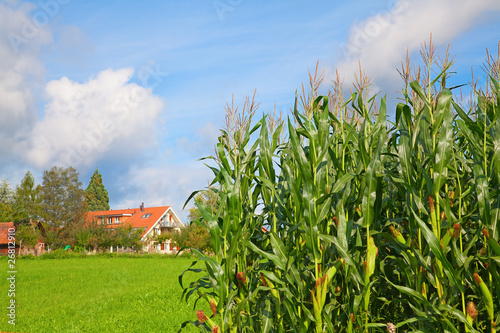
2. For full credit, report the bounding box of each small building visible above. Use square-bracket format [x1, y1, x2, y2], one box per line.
[84, 204, 184, 253]
[0, 222, 17, 255]
[0, 221, 46, 255]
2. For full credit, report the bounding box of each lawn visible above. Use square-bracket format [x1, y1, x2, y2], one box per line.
[0, 255, 205, 333]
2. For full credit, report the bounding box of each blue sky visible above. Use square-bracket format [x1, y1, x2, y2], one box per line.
[1, 0, 499, 221]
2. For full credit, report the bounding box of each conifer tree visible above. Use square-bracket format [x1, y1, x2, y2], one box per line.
[0, 179, 14, 222]
[0, 179, 13, 203]
[85, 168, 110, 211]
[13, 171, 41, 225]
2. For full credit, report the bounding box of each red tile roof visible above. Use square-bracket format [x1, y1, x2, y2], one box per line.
[0, 222, 15, 244]
[84, 206, 172, 238]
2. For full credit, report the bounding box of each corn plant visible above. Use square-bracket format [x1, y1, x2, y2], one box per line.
[180, 48, 500, 332]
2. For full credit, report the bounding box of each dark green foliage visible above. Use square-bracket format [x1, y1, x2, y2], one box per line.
[0, 179, 13, 203]
[12, 171, 41, 226]
[71, 217, 108, 251]
[85, 168, 110, 211]
[70, 218, 144, 252]
[0, 179, 14, 222]
[109, 224, 144, 249]
[40, 166, 86, 228]
[6, 172, 43, 251]
[39, 166, 86, 249]
[0, 202, 14, 222]
[171, 223, 212, 252]
[15, 223, 41, 249]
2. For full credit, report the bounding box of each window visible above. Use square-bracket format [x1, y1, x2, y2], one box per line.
[107, 217, 112, 224]
[115, 217, 120, 224]
[141, 213, 152, 219]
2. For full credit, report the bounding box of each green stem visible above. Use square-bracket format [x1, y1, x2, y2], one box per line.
[365, 224, 370, 333]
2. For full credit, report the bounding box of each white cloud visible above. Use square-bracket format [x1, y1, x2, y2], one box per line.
[116, 162, 213, 222]
[0, 1, 52, 161]
[0, 1, 168, 213]
[0, 2, 164, 171]
[331, 0, 500, 95]
[25, 67, 164, 168]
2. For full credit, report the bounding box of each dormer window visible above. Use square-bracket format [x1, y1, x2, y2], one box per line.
[142, 213, 152, 219]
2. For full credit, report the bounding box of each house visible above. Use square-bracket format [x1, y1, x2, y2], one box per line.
[84, 204, 184, 253]
[0, 221, 46, 255]
[0, 222, 17, 255]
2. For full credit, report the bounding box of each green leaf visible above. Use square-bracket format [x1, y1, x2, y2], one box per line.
[320, 233, 361, 284]
[269, 232, 288, 270]
[438, 304, 479, 333]
[432, 89, 453, 194]
[385, 277, 428, 304]
[287, 118, 313, 184]
[331, 173, 354, 194]
[491, 119, 500, 191]
[261, 299, 272, 333]
[473, 163, 491, 227]
[361, 159, 381, 228]
[411, 207, 463, 291]
[245, 240, 286, 271]
[410, 80, 431, 108]
[195, 197, 221, 253]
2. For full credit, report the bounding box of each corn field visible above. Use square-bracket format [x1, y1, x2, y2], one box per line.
[180, 47, 500, 332]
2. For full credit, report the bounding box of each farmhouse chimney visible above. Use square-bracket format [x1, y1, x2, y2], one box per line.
[140, 202, 145, 212]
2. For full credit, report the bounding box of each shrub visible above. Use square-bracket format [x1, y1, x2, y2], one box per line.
[172, 222, 212, 253]
[40, 249, 72, 260]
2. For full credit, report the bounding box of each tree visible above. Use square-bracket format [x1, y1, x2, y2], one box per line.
[16, 224, 41, 255]
[0, 202, 14, 222]
[113, 225, 144, 250]
[12, 171, 41, 226]
[8, 171, 43, 253]
[182, 189, 218, 252]
[85, 168, 110, 211]
[148, 231, 171, 252]
[187, 189, 219, 222]
[0, 180, 15, 222]
[43, 228, 62, 251]
[71, 218, 109, 252]
[0, 179, 13, 203]
[40, 167, 86, 244]
[171, 223, 211, 252]
[180, 189, 217, 253]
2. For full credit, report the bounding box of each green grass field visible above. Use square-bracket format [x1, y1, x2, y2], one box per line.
[0, 255, 205, 333]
